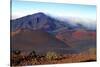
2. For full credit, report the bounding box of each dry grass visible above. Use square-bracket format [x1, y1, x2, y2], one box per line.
[11, 48, 96, 66]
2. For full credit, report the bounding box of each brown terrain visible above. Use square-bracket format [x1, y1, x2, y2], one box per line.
[11, 29, 70, 55]
[11, 29, 96, 66]
[11, 47, 96, 66]
[11, 12, 96, 66]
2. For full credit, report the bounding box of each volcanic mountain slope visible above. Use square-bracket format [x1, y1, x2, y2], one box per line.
[11, 12, 69, 34]
[11, 12, 77, 55]
[56, 28, 96, 52]
[11, 12, 96, 55]
[11, 29, 74, 55]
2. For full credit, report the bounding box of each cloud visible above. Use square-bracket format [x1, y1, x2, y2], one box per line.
[19, 0, 96, 5]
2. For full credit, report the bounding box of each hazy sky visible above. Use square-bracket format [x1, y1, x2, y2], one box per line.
[12, 0, 96, 20]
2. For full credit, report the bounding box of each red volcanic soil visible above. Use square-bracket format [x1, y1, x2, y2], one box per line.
[72, 29, 96, 40]
[56, 29, 96, 48]
[56, 28, 96, 41]
[89, 32, 96, 39]
[72, 30, 87, 38]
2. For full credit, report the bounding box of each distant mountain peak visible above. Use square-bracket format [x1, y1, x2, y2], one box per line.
[11, 12, 66, 32]
[31, 12, 47, 17]
[11, 12, 96, 33]
[33, 12, 46, 15]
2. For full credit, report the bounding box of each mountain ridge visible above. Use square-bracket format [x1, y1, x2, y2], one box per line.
[11, 12, 96, 33]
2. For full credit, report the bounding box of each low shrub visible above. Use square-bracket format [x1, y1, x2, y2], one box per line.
[46, 51, 59, 60]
